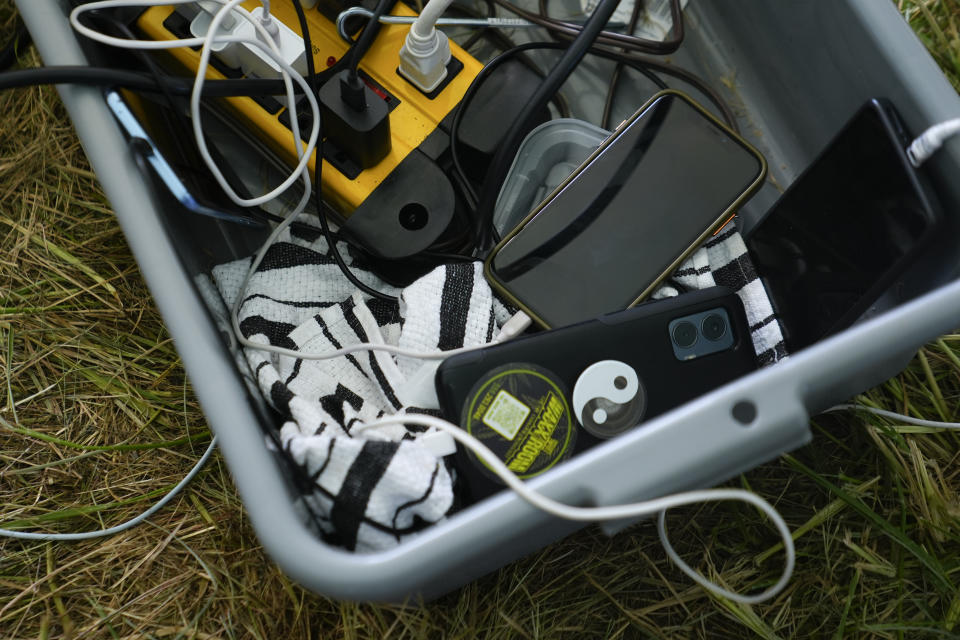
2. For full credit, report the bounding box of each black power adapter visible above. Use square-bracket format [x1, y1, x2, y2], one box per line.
[319, 68, 391, 170]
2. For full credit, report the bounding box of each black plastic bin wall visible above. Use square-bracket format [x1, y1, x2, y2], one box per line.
[17, 0, 960, 602]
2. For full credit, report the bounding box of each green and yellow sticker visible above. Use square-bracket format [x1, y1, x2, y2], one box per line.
[462, 363, 576, 481]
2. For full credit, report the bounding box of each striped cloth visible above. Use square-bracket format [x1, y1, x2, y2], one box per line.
[211, 223, 512, 551]
[209, 219, 784, 551]
[654, 223, 788, 366]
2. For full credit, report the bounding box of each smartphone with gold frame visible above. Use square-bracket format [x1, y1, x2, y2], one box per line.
[485, 90, 767, 328]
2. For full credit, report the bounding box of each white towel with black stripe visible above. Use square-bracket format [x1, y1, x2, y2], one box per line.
[211, 220, 785, 552]
[212, 226, 511, 551]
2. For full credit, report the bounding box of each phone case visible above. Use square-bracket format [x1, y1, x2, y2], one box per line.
[435, 287, 758, 502]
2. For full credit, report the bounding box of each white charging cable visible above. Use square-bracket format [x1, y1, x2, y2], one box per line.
[190, 0, 317, 207]
[398, 0, 455, 92]
[257, 0, 281, 43]
[25, 0, 317, 541]
[907, 117, 960, 167]
[354, 413, 795, 604]
[346, 403, 960, 600]
[826, 403, 960, 429]
[69, 0, 320, 209]
[0, 437, 218, 541]
[71, 0, 507, 363]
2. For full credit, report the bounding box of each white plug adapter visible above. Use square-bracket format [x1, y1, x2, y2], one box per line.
[398, 27, 451, 93]
[190, 6, 307, 78]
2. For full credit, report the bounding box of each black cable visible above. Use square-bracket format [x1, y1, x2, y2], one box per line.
[337, 0, 396, 109]
[529, 0, 737, 129]
[503, 0, 684, 55]
[0, 59, 730, 131]
[445, 2, 570, 119]
[0, 17, 31, 72]
[449, 41, 668, 217]
[601, 0, 645, 130]
[448, 41, 668, 252]
[528, 0, 735, 127]
[0, 65, 318, 96]
[347, 0, 397, 78]
[519, 0, 733, 128]
[471, 0, 623, 251]
[599, 45, 739, 132]
[290, 0, 397, 303]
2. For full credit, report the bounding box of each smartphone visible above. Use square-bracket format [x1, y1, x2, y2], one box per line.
[484, 90, 767, 329]
[104, 89, 264, 228]
[744, 98, 942, 352]
[435, 287, 757, 502]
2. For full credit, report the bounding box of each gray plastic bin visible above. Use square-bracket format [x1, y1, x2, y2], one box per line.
[17, 0, 960, 602]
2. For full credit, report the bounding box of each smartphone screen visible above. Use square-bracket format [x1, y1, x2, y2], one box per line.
[745, 99, 939, 352]
[486, 91, 765, 328]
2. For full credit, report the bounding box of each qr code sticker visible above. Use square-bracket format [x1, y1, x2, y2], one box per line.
[482, 390, 530, 440]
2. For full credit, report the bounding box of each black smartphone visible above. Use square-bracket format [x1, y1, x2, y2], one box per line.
[484, 90, 767, 329]
[744, 98, 942, 352]
[435, 287, 757, 502]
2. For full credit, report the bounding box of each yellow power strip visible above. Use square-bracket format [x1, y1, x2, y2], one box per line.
[136, 1, 482, 219]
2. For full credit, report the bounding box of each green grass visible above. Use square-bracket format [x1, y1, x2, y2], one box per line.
[1, 1, 960, 638]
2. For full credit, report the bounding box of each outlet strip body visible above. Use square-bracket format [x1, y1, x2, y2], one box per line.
[136, 1, 483, 222]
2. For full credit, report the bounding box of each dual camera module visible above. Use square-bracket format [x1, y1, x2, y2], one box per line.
[671, 313, 727, 348]
[668, 308, 734, 360]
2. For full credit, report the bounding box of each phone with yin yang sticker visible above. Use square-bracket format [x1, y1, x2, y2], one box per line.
[434, 287, 758, 502]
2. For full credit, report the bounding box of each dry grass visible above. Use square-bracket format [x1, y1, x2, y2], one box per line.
[1, 1, 959, 638]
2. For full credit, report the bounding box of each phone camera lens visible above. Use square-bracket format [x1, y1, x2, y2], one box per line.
[701, 314, 727, 341]
[672, 321, 698, 348]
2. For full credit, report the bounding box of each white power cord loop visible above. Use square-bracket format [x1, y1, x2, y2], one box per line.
[355, 414, 796, 605]
[410, 0, 456, 39]
[190, 0, 317, 207]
